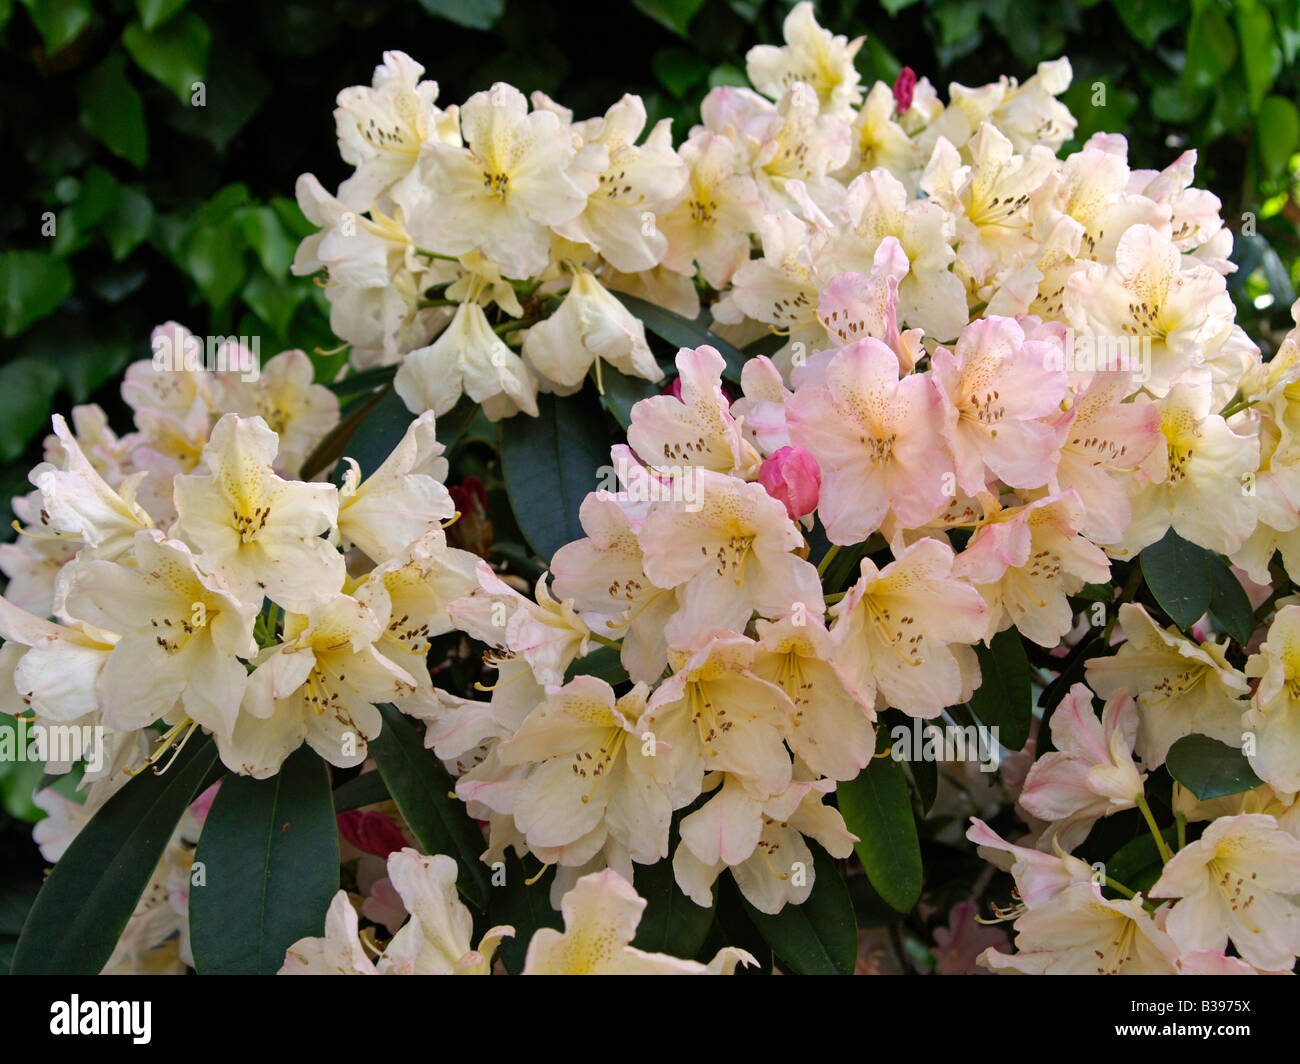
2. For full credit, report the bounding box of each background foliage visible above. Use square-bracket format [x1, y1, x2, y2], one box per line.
[2, 0, 1299, 971]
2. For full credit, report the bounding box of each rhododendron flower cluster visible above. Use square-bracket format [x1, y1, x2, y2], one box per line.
[10, 3, 1300, 978]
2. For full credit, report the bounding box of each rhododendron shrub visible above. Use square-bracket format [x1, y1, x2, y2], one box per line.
[8, 3, 1300, 977]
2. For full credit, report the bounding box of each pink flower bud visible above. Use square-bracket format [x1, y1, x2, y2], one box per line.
[757, 445, 821, 521]
[893, 66, 916, 115]
[663, 376, 684, 400]
[337, 810, 407, 858]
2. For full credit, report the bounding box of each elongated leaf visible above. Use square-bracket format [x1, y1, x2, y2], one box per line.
[1167, 734, 1263, 801]
[838, 756, 922, 913]
[1106, 827, 1178, 896]
[369, 704, 489, 910]
[327, 363, 398, 398]
[12, 735, 218, 975]
[599, 365, 663, 429]
[299, 387, 386, 481]
[190, 749, 338, 974]
[122, 12, 210, 103]
[739, 842, 856, 974]
[332, 770, 390, 812]
[1141, 528, 1213, 628]
[612, 292, 746, 384]
[499, 390, 609, 562]
[968, 628, 1032, 750]
[1207, 555, 1255, 645]
[632, 854, 714, 959]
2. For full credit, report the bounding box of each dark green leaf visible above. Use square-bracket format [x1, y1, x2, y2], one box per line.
[19, 0, 90, 54]
[190, 749, 338, 974]
[1236, 0, 1279, 113]
[1106, 827, 1177, 896]
[1207, 555, 1256, 645]
[335, 387, 415, 483]
[11, 735, 218, 975]
[135, 0, 187, 30]
[332, 770, 390, 813]
[1184, 3, 1238, 92]
[499, 390, 609, 561]
[123, 12, 211, 102]
[968, 628, 1033, 751]
[369, 704, 490, 910]
[1167, 734, 1263, 801]
[77, 54, 148, 168]
[612, 292, 746, 385]
[1141, 528, 1214, 628]
[598, 365, 663, 429]
[838, 755, 922, 912]
[653, 47, 710, 99]
[416, 0, 504, 30]
[1257, 95, 1300, 180]
[0, 252, 73, 341]
[633, 0, 706, 37]
[491, 856, 561, 973]
[103, 186, 155, 261]
[632, 855, 715, 958]
[739, 841, 856, 974]
[0, 357, 61, 462]
[1110, 0, 1185, 48]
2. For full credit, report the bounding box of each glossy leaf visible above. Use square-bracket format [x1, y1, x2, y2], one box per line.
[190, 748, 339, 974]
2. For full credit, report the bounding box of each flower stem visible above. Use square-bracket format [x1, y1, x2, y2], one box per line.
[817, 544, 841, 579]
[1136, 793, 1173, 863]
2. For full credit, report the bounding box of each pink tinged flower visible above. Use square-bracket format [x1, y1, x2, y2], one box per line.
[1018, 684, 1145, 850]
[1119, 381, 1260, 557]
[447, 562, 590, 687]
[672, 775, 856, 914]
[893, 67, 917, 114]
[816, 239, 923, 371]
[752, 614, 875, 781]
[1063, 224, 1235, 398]
[643, 631, 794, 801]
[932, 900, 1009, 975]
[549, 491, 676, 685]
[495, 677, 672, 864]
[966, 818, 1096, 910]
[931, 316, 1067, 497]
[1049, 372, 1161, 545]
[829, 536, 987, 718]
[627, 345, 759, 478]
[981, 882, 1179, 974]
[757, 446, 821, 522]
[1085, 602, 1248, 768]
[337, 810, 408, 858]
[638, 470, 823, 646]
[1150, 813, 1300, 972]
[952, 491, 1110, 648]
[729, 357, 795, 461]
[786, 338, 951, 544]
